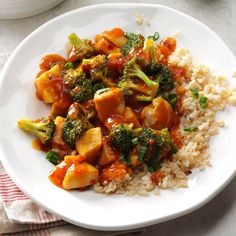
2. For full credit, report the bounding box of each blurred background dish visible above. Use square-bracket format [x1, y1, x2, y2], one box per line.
[0, 0, 64, 19]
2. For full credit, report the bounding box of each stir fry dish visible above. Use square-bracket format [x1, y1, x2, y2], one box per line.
[17, 28, 235, 194]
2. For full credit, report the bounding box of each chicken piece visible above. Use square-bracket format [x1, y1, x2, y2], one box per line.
[51, 116, 71, 152]
[62, 162, 99, 189]
[98, 137, 117, 166]
[141, 97, 175, 129]
[103, 28, 128, 48]
[48, 161, 70, 187]
[48, 154, 85, 188]
[75, 127, 102, 163]
[94, 87, 125, 122]
[93, 37, 120, 55]
[35, 64, 62, 103]
[124, 107, 141, 128]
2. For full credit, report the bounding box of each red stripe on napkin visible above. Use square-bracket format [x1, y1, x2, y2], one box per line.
[0, 174, 30, 202]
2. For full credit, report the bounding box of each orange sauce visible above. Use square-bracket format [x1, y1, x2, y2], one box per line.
[39, 54, 66, 71]
[104, 115, 127, 130]
[32, 139, 51, 152]
[100, 162, 132, 183]
[48, 161, 69, 187]
[150, 170, 163, 185]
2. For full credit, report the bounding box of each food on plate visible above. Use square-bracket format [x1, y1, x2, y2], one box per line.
[17, 28, 236, 195]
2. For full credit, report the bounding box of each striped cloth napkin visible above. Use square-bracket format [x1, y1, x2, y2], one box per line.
[0, 52, 144, 235]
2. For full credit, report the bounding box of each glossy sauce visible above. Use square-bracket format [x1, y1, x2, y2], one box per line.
[150, 170, 163, 185]
[32, 139, 51, 152]
[39, 54, 66, 71]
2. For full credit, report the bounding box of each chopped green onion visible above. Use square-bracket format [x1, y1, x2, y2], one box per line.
[148, 32, 160, 41]
[148, 162, 161, 173]
[170, 142, 178, 154]
[64, 62, 75, 69]
[167, 93, 178, 110]
[190, 88, 199, 99]
[46, 151, 60, 165]
[120, 154, 131, 165]
[138, 145, 147, 162]
[131, 137, 138, 145]
[95, 88, 109, 95]
[93, 83, 105, 92]
[183, 126, 198, 132]
[200, 96, 207, 109]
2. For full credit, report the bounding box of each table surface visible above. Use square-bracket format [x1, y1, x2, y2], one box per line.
[0, 0, 235, 235]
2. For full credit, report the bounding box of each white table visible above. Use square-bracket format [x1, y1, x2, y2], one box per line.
[0, 1, 235, 235]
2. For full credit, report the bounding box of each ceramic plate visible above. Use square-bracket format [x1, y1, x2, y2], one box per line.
[0, 3, 236, 231]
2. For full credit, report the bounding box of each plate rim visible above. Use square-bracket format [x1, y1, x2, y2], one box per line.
[0, 3, 236, 231]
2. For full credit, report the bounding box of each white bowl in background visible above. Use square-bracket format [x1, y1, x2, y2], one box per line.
[0, 0, 64, 19]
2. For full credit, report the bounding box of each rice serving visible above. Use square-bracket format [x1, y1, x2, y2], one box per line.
[94, 48, 236, 195]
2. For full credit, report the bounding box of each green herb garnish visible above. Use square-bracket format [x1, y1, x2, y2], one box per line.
[64, 62, 76, 69]
[138, 145, 147, 162]
[46, 151, 60, 165]
[93, 83, 105, 93]
[200, 96, 207, 109]
[190, 88, 199, 99]
[183, 126, 198, 132]
[167, 93, 178, 110]
[148, 32, 160, 41]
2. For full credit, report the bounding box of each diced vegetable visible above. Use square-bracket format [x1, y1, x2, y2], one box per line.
[62, 163, 99, 189]
[75, 127, 102, 162]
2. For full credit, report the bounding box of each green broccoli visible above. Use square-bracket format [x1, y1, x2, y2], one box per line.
[81, 55, 107, 70]
[68, 33, 94, 62]
[62, 109, 92, 146]
[121, 32, 145, 56]
[141, 38, 174, 93]
[69, 76, 94, 103]
[62, 67, 84, 88]
[110, 124, 136, 163]
[138, 128, 173, 172]
[81, 55, 116, 87]
[17, 118, 55, 144]
[46, 150, 60, 165]
[118, 58, 159, 101]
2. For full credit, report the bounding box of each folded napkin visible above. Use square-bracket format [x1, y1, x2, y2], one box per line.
[0, 53, 145, 235]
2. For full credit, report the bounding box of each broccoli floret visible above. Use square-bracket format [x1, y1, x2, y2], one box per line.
[62, 67, 84, 88]
[17, 118, 55, 144]
[145, 63, 174, 93]
[68, 33, 94, 62]
[46, 150, 60, 165]
[121, 32, 145, 56]
[138, 128, 173, 172]
[141, 39, 174, 93]
[118, 58, 159, 101]
[81, 55, 116, 87]
[82, 55, 107, 70]
[62, 108, 92, 146]
[70, 77, 94, 103]
[110, 124, 136, 156]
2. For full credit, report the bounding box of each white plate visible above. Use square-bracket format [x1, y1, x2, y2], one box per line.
[0, 3, 236, 231]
